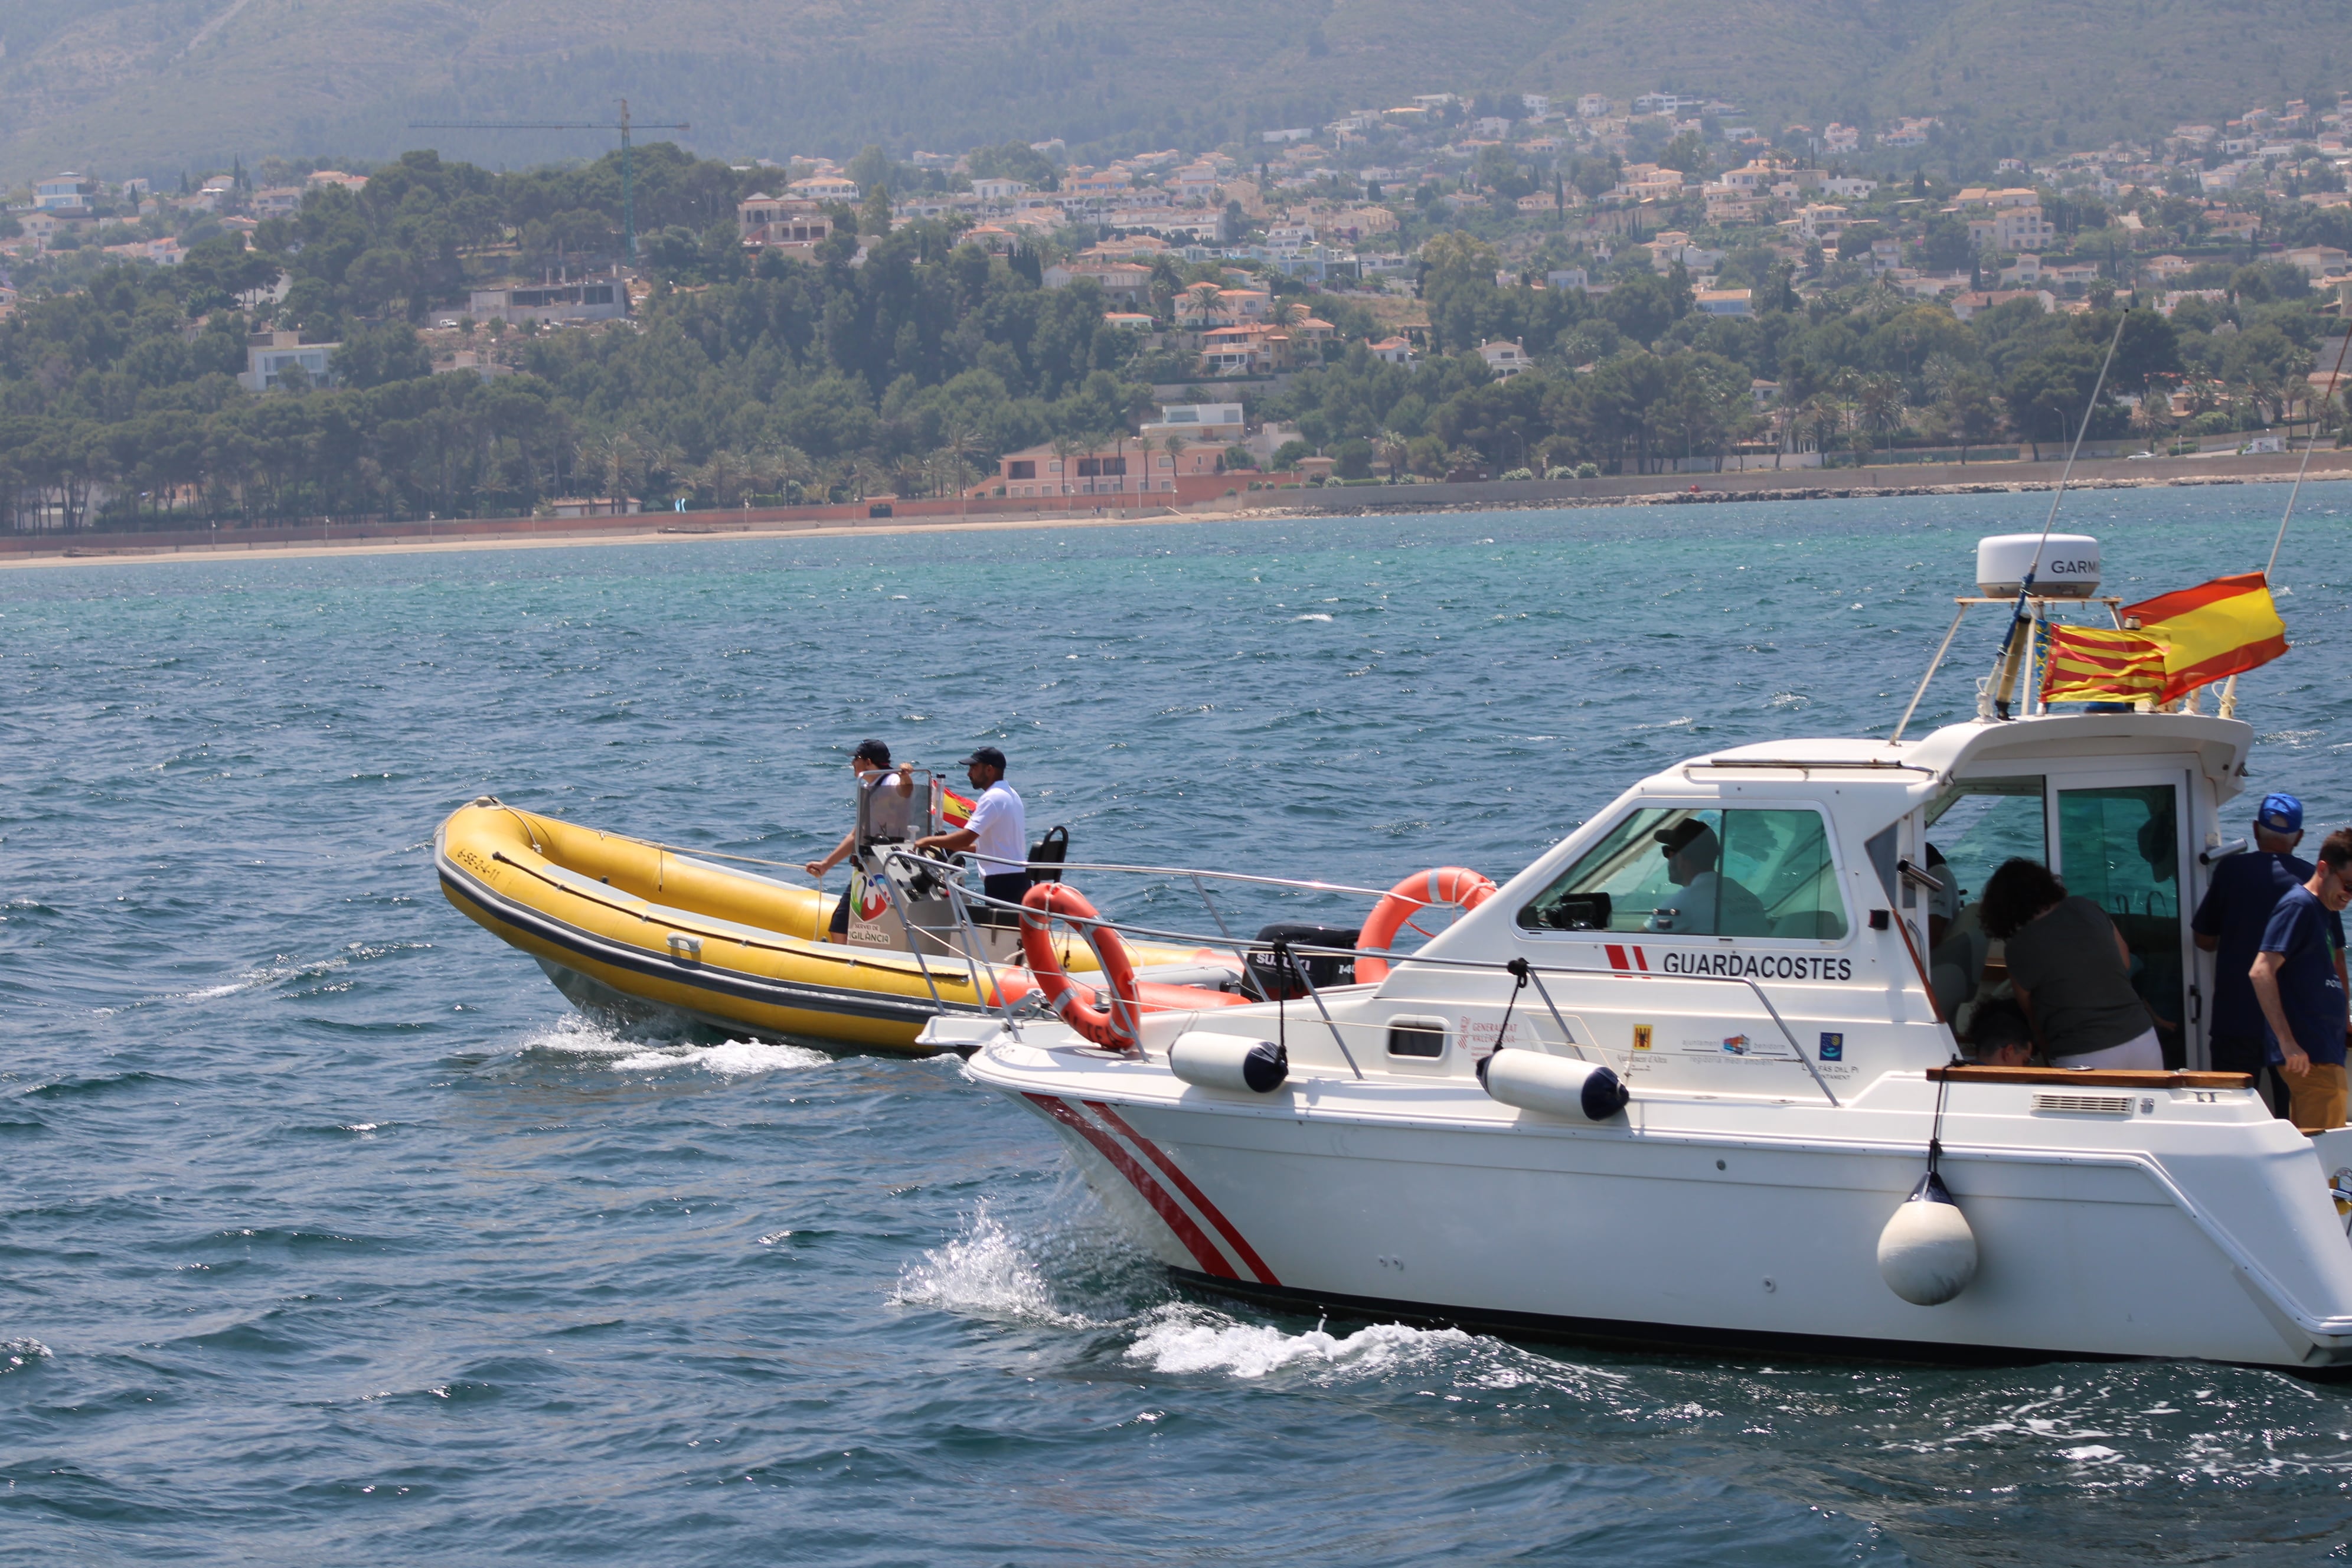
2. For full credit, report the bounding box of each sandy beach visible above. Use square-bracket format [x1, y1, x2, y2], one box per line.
[6, 458, 2346, 570]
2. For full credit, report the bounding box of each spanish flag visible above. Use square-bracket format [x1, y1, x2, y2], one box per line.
[2041, 623, 2169, 704]
[2121, 572, 2288, 701]
[939, 786, 976, 828]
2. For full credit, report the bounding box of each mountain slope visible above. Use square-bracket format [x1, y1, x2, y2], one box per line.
[0, 0, 2341, 185]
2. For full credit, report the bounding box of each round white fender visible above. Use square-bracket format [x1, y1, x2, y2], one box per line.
[1168, 1032, 1288, 1093]
[1877, 1171, 1979, 1306]
[1476, 1048, 1629, 1121]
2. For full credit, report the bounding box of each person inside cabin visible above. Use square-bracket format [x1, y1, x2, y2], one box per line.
[1962, 996, 2038, 1067]
[2194, 793, 2348, 1113]
[1978, 858, 2163, 1070]
[1646, 819, 1769, 936]
[804, 738, 916, 940]
[2250, 827, 2352, 1133]
[913, 747, 1028, 921]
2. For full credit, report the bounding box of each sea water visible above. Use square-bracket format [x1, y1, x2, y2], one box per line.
[4, 488, 2351, 1565]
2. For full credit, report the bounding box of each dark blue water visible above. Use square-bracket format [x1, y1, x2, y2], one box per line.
[6, 491, 2352, 1566]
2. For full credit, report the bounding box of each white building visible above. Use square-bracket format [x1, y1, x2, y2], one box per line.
[35, 172, 94, 212]
[1140, 403, 1246, 445]
[1477, 339, 1531, 377]
[239, 331, 338, 392]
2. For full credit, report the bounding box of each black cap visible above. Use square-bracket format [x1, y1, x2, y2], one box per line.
[959, 746, 1007, 771]
[1655, 818, 1716, 858]
[853, 738, 891, 765]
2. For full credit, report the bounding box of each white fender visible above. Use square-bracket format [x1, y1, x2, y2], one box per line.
[1477, 1048, 1629, 1122]
[1168, 1033, 1288, 1094]
[1877, 1171, 1979, 1306]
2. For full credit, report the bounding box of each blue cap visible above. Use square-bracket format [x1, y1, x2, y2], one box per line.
[2258, 792, 2304, 834]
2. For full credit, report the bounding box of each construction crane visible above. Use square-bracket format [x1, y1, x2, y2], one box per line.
[409, 99, 689, 260]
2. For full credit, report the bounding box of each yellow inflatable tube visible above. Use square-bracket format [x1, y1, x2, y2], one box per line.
[436, 798, 1228, 1055]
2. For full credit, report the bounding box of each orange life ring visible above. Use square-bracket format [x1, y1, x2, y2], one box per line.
[1020, 882, 1143, 1051]
[1354, 867, 1498, 984]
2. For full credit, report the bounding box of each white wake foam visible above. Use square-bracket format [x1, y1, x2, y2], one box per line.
[520, 1014, 828, 1076]
[891, 1202, 1087, 1326]
[518, 1014, 641, 1059]
[611, 1038, 831, 1076]
[1126, 1305, 1471, 1379]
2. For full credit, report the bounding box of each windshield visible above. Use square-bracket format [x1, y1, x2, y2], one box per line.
[1518, 805, 1848, 939]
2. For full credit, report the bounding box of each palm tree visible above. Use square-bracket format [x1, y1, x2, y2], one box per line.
[1857, 374, 1907, 450]
[1160, 432, 1187, 496]
[941, 424, 980, 519]
[1376, 429, 1409, 483]
[1049, 432, 1078, 496]
[589, 431, 639, 502]
[768, 443, 814, 504]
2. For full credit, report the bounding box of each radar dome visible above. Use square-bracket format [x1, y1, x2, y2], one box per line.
[1977, 533, 2100, 598]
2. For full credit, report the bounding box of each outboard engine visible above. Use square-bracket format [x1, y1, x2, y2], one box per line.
[1245, 924, 1361, 999]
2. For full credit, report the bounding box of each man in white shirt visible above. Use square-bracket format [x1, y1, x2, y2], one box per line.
[914, 746, 1028, 918]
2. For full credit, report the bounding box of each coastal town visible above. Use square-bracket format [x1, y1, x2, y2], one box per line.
[6, 84, 2352, 529]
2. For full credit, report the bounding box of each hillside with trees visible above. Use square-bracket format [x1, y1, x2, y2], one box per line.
[2, 0, 2347, 185]
[2, 145, 2335, 532]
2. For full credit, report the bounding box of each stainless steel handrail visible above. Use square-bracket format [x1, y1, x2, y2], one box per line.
[886, 849, 1842, 1106]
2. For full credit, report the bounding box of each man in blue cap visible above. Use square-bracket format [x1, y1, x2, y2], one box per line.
[2193, 792, 2347, 1105]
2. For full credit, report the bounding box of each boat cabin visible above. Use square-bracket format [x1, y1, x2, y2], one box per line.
[1410, 710, 2248, 1093]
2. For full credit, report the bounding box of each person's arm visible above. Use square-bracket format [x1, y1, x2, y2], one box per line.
[2250, 949, 2308, 1077]
[805, 826, 857, 879]
[916, 790, 986, 857]
[2191, 881, 2223, 953]
[2338, 946, 2350, 1046]
[2011, 982, 2049, 1055]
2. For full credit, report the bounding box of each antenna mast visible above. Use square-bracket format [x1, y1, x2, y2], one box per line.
[409, 100, 690, 259]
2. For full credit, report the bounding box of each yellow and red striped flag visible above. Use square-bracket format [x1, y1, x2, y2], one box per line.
[939, 786, 976, 828]
[2040, 623, 2169, 704]
[2121, 571, 2288, 701]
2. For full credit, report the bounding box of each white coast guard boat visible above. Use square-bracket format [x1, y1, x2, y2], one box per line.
[949, 534, 2352, 1368]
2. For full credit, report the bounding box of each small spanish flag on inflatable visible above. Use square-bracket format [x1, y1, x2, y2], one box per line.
[939, 785, 976, 828]
[2122, 571, 2289, 701]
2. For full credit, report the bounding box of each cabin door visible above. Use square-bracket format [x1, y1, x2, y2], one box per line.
[2049, 774, 2195, 1069]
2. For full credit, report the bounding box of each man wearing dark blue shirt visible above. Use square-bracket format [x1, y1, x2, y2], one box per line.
[2194, 792, 2344, 1105]
[2252, 828, 2352, 1133]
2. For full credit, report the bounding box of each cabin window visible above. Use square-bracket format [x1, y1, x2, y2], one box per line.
[1387, 1018, 1448, 1057]
[1518, 806, 1848, 939]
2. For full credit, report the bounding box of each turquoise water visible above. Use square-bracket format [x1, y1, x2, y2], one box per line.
[5, 489, 2351, 1565]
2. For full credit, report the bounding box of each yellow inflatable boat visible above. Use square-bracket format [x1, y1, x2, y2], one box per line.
[436, 797, 1245, 1055]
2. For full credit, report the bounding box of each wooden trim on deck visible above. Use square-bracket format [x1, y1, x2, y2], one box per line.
[1927, 1065, 2253, 1089]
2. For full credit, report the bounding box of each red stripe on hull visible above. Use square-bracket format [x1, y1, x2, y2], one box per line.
[1083, 1100, 1280, 1286]
[1023, 1093, 1238, 1278]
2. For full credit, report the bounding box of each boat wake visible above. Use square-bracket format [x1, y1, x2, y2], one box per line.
[890, 1200, 1094, 1327]
[518, 1012, 832, 1077]
[1125, 1308, 1471, 1380]
[896, 1204, 1636, 1399]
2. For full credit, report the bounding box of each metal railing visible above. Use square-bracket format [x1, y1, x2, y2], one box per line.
[877, 848, 1844, 1106]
